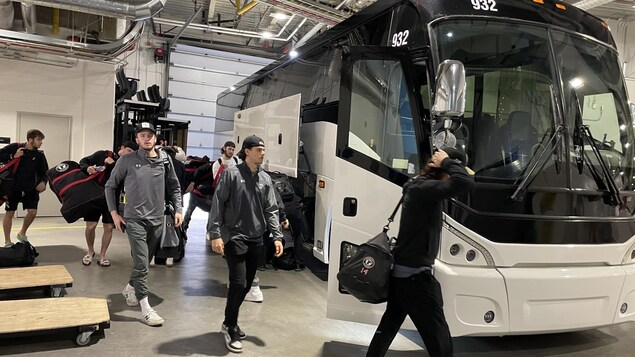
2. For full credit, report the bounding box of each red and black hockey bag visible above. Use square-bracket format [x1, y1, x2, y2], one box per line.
[0, 157, 21, 207]
[46, 161, 108, 223]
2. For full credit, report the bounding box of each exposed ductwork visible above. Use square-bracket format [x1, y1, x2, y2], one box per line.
[573, 0, 616, 10]
[256, 0, 348, 26]
[21, 3, 37, 33]
[0, 20, 145, 65]
[16, 0, 167, 21]
[0, 0, 13, 30]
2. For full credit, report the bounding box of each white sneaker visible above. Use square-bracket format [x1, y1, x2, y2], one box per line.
[142, 308, 164, 326]
[122, 284, 138, 306]
[166, 257, 174, 267]
[149, 257, 156, 268]
[244, 285, 263, 303]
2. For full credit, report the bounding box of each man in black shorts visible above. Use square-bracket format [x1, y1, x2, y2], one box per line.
[0, 129, 48, 248]
[79, 141, 138, 266]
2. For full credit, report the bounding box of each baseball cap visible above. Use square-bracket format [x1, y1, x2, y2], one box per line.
[442, 147, 467, 166]
[442, 146, 474, 175]
[241, 135, 264, 150]
[135, 122, 156, 135]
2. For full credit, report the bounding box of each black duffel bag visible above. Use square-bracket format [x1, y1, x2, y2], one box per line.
[0, 241, 39, 267]
[336, 231, 393, 304]
[336, 198, 402, 304]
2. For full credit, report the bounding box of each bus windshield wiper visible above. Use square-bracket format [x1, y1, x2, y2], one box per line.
[509, 124, 565, 202]
[572, 91, 621, 207]
[509, 85, 563, 202]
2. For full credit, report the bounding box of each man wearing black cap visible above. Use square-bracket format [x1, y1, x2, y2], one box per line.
[105, 122, 183, 326]
[367, 148, 474, 357]
[208, 135, 284, 353]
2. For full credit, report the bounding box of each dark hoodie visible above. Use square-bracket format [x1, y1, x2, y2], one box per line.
[393, 158, 474, 268]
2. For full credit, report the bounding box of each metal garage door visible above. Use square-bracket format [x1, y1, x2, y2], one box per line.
[167, 44, 273, 158]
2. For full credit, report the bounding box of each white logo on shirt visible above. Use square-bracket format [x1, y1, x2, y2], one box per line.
[135, 164, 141, 168]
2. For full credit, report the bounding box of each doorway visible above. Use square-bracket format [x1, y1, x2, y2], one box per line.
[17, 112, 72, 217]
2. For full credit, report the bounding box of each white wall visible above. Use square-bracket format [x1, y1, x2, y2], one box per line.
[0, 58, 115, 161]
[606, 19, 635, 101]
[119, 35, 167, 98]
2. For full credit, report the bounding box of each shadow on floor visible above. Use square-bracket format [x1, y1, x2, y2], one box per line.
[182, 279, 279, 298]
[155, 332, 265, 356]
[0, 328, 105, 355]
[106, 291, 165, 323]
[454, 329, 620, 356]
[33, 245, 86, 265]
[321, 340, 424, 356]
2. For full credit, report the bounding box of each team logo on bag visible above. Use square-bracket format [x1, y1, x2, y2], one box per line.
[55, 163, 69, 172]
[362, 256, 375, 269]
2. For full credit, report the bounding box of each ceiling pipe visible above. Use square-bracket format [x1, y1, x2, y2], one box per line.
[21, 3, 37, 34]
[154, 16, 306, 42]
[16, 0, 166, 21]
[294, 0, 350, 49]
[572, 0, 616, 10]
[0, 0, 13, 30]
[256, 0, 347, 25]
[0, 20, 144, 60]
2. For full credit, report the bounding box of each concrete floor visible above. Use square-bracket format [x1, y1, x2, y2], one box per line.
[1, 209, 635, 356]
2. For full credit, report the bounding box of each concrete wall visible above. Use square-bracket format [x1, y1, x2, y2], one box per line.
[0, 58, 115, 160]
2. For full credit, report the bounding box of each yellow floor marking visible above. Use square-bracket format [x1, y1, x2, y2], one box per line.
[1, 226, 85, 231]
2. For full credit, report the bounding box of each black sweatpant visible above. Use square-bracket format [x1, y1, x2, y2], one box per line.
[367, 271, 453, 357]
[223, 239, 262, 327]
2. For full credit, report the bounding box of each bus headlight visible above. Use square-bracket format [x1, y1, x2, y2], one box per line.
[441, 219, 495, 267]
[622, 244, 635, 265]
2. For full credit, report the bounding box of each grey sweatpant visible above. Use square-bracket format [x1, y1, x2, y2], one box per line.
[126, 219, 163, 300]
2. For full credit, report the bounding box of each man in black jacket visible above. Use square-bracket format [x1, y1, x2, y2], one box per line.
[1, 129, 49, 248]
[208, 135, 283, 353]
[78, 141, 138, 266]
[367, 148, 474, 357]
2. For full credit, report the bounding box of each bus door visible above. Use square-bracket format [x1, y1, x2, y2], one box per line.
[326, 46, 431, 324]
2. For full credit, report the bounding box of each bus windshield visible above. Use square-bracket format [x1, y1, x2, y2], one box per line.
[432, 19, 635, 191]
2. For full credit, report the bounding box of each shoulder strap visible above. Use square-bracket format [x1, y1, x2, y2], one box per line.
[383, 196, 404, 233]
[233, 157, 238, 164]
[218, 158, 222, 165]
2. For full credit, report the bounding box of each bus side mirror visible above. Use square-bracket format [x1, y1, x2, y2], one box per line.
[431, 60, 466, 124]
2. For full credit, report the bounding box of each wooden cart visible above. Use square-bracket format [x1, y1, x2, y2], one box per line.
[0, 297, 111, 346]
[0, 265, 73, 297]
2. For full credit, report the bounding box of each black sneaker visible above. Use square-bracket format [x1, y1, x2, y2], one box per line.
[294, 262, 306, 272]
[221, 323, 243, 353]
[222, 322, 246, 341]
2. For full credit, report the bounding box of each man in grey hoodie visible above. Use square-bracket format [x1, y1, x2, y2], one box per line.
[105, 122, 183, 326]
[208, 135, 283, 353]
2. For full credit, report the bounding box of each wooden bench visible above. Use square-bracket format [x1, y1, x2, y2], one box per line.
[0, 265, 73, 297]
[0, 297, 110, 346]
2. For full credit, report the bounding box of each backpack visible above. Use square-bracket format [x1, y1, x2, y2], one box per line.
[195, 157, 238, 197]
[267, 171, 295, 202]
[0, 241, 39, 267]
